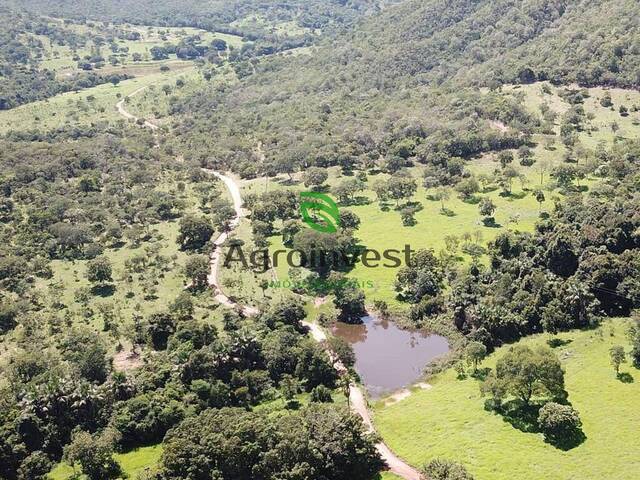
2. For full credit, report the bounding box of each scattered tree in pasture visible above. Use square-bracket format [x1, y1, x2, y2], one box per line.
[478, 197, 496, 224]
[86, 256, 113, 287]
[177, 215, 214, 250]
[498, 151, 514, 168]
[423, 459, 475, 480]
[303, 166, 329, 190]
[465, 341, 487, 373]
[609, 345, 626, 375]
[455, 177, 480, 201]
[537, 402, 582, 446]
[387, 174, 417, 206]
[533, 189, 546, 210]
[482, 345, 565, 405]
[434, 186, 451, 212]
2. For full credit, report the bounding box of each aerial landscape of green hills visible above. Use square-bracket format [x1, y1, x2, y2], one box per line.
[0, 1, 639, 479]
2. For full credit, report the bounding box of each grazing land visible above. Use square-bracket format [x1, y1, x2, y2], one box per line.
[2, 2, 640, 480]
[374, 319, 640, 480]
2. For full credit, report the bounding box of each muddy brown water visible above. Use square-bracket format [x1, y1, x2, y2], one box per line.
[333, 315, 450, 398]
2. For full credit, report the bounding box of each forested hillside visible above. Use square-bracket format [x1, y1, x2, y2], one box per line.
[1, 1, 640, 479]
[12, 0, 388, 37]
[365, 0, 640, 87]
[170, 0, 640, 176]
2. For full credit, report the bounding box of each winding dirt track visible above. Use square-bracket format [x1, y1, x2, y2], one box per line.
[116, 91, 423, 480]
[301, 321, 423, 480]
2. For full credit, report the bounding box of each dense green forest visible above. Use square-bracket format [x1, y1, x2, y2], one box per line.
[171, 0, 640, 176]
[1, 1, 640, 479]
[12, 0, 388, 38]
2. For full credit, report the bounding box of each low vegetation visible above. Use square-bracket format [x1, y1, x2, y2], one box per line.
[1, 0, 640, 478]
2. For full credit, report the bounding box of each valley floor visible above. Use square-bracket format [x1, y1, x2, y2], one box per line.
[373, 319, 640, 480]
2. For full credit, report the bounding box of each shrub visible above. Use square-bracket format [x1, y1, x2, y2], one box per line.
[537, 402, 582, 444]
[423, 458, 474, 480]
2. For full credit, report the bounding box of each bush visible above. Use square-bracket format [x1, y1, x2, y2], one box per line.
[423, 458, 474, 480]
[310, 385, 334, 403]
[537, 402, 582, 444]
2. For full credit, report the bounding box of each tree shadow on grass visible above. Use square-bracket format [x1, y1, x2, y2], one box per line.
[501, 191, 527, 200]
[489, 399, 543, 434]
[339, 196, 371, 207]
[482, 217, 502, 228]
[91, 284, 115, 297]
[461, 195, 481, 205]
[547, 338, 573, 348]
[276, 177, 301, 186]
[617, 372, 634, 383]
[439, 208, 456, 217]
[486, 399, 586, 450]
[544, 429, 587, 451]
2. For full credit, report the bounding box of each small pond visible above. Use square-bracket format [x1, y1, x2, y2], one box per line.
[333, 315, 450, 398]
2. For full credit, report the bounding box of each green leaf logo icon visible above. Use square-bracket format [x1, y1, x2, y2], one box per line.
[300, 192, 341, 234]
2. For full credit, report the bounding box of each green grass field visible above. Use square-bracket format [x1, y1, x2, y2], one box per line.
[48, 444, 163, 480]
[242, 164, 550, 305]
[0, 68, 194, 133]
[503, 82, 640, 149]
[380, 473, 402, 480]
[34, 22, 242, 74]
[237, 82, 640, 306]
[373, 319, 640, 480]
[4, 19, 245, 134]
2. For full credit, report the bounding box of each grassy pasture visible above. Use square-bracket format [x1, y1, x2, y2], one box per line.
[237, 83, 640, 306]
[35, 22, 242, 74]
[230, 14, 314, 36]
[241, 163, 550, 305]
[48, 444, 163, 480]
[36, 217, 224, 338]
[373, 319, 640, 480]
[503, 82, 640, 149]
[31, 177, 227, 355]
[0, 68, 194, 133]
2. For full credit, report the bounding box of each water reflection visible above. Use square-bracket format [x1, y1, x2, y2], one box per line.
[332, 315, 450, 398]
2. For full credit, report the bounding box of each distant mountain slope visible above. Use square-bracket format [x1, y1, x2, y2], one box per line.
[171, 0, 640, 173]
[11, 0, 388, 37]
[364, 0, 640, 87]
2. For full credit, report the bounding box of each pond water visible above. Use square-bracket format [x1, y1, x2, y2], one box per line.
[333, 315, 450, 398]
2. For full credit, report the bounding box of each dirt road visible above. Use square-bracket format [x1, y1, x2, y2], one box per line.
[202, 168, 259, 317]
[115, 87, 159, 131]
[302, 322, 423, 480]
[117, 93, 422, 480]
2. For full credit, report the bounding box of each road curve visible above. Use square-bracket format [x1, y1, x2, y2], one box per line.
[115, 87, 159, 131]
[202, 168, 259, 317]
[302, 321, 424, 480]
[116, 91, 422, 480]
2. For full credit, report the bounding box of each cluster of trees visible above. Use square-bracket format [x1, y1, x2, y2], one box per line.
[0, 131, 186, 267]
[400, 139, 640, 347]
[159, 405, 383, 480]
[14, 0, 382, 38]
[0, 11, 133, 109]
[0, 292, 349, 478]
[480, 345, 584, 448]
[244, 186, 369, 322]
[150, 35, 228, 63]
